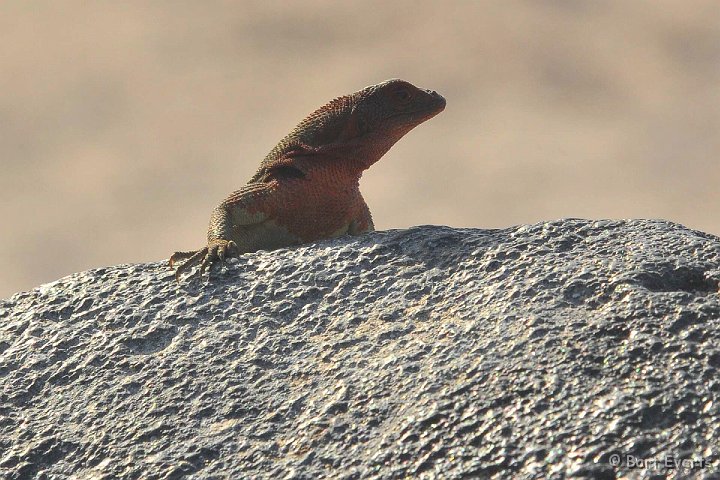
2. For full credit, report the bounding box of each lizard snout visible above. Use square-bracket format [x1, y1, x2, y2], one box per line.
[428, 90, 446, 110]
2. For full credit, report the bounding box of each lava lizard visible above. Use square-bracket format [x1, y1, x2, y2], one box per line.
[170, 79, 446, 280]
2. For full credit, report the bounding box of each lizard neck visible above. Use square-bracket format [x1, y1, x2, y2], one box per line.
[253, 135, 393, 184]
[308, 139, 392, 173]
[293, 152, 365, 183]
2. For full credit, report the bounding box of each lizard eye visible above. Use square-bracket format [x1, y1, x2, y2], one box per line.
[394, 87, 412, 102]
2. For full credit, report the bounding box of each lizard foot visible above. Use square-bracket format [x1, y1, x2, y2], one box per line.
[169, 239, 238, 282]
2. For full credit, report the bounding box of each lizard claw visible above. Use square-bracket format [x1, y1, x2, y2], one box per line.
[169, 247, 208, 282]
[168, 250, 196, 268]
[217, 240, 237, 262]
[170, 239, 239, 281]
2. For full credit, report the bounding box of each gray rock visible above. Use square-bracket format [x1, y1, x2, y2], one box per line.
[1, 219, 719, 479]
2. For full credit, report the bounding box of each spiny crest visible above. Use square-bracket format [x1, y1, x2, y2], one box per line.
[292, 91, 358, 135]
[289, 81, 388, 136]
[258, 86, 377, 171]
[273, 88, 373, 154]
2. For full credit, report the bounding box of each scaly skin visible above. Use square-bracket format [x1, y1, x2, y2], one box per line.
[170, 79, 445, 280]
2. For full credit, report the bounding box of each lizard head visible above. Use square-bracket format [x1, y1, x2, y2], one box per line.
[348, 79, 445, 133]
[256, 79, 445, 180]
[335, 79, 446, 166]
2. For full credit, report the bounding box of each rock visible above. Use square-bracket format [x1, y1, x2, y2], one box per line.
[1, 219, 719, 479]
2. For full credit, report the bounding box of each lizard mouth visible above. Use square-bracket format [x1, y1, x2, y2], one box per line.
[395, 93, 446, 123]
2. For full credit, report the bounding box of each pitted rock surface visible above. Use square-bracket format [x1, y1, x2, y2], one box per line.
[1, 220, 719, 479]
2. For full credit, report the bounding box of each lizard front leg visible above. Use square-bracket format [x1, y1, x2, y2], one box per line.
[170, 183, 272, 281]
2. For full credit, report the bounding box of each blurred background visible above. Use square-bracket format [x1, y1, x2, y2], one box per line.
[1, 1, 719, 298]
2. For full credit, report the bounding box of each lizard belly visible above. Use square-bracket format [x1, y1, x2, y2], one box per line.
[274, 184, 357, 243]
[232, 220, 302, 253]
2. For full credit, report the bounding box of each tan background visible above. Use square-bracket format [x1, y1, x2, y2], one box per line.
[1, 1, 719, 299]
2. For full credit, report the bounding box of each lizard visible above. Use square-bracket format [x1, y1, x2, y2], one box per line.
[169, 79, 446, 280]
